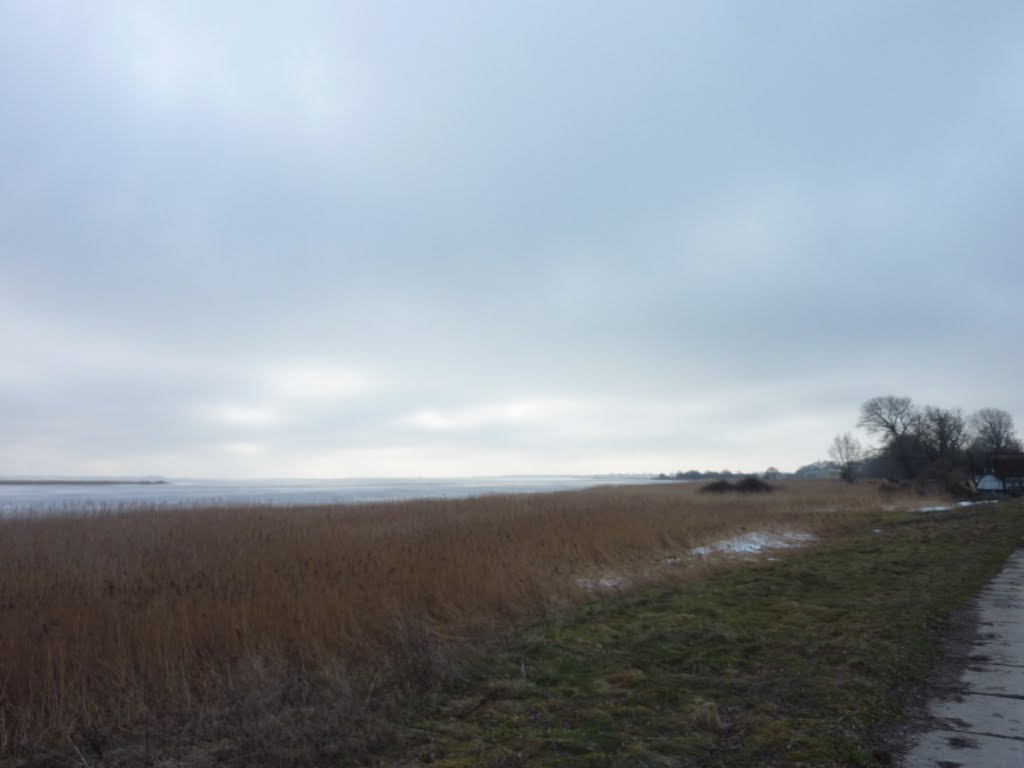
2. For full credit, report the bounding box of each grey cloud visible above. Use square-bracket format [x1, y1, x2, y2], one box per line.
[2, 1, 1023, 476]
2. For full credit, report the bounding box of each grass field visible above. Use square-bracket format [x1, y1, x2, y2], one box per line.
[0, 481, 971, 763]
[391, 501, 1024, 767]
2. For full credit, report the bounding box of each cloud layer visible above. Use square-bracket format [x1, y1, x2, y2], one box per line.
[2, 1, 1023, 477]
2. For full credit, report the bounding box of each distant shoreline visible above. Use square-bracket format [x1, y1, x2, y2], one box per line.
[0, 476, 655, 513]
[0, 479, 168, 487]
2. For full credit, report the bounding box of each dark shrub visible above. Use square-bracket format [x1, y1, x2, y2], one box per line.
[701, 476, 775, 494]
[734, 476, 775, 493]
[701, 480, 735, 493]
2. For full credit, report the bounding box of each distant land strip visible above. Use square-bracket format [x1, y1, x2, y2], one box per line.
[0, 479, 168, 486]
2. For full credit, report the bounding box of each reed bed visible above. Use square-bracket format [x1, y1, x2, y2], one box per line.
[0, 480, 936, 757]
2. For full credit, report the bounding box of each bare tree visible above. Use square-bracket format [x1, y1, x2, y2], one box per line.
[857, 396, 919, 478]
[857, 396, 916, 440]
[841, 398, 1018, 488]
[968, 408, 1020, 453]
[828, 432, 864, 482]
[919, 406, 967, 459]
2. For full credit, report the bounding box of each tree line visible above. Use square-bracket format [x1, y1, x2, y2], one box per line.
[829, 395, 1020, 491]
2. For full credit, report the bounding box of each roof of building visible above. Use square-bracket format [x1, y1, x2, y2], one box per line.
[975, 474, 1004, 491]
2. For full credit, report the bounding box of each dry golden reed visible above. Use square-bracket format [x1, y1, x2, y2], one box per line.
[0, 480, 936, 754]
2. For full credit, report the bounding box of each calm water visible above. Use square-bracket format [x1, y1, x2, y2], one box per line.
[0, 475, 656, 515]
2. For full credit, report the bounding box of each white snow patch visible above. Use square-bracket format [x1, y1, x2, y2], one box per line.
[689, 530, 816, 557]
[574, 573, 628, 591]
[915, 500, 997, 513]
[578, 531, 817, 591]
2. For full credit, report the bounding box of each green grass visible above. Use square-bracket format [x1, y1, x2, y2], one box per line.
[389, 503, 1024, 767]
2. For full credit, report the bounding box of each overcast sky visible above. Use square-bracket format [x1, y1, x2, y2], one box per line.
[2, 1, 1022, 478]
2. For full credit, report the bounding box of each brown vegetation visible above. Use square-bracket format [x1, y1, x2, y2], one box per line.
[0, 480, 942, 760]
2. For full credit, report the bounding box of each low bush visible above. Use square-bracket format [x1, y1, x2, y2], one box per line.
[701, 476, 775, 493]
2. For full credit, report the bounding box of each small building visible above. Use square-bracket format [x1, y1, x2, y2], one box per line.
[974, 452, 1024, 494]
[975, 474, 1004, 493]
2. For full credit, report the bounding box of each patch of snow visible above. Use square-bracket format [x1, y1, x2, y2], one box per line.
[579, 531, 819, 591]
[574, 573, 628, 591]
[916, 500, 998, 512]
[689, 530, 815, 557]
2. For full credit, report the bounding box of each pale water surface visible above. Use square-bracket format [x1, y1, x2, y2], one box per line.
[0, 475, 655, 515]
